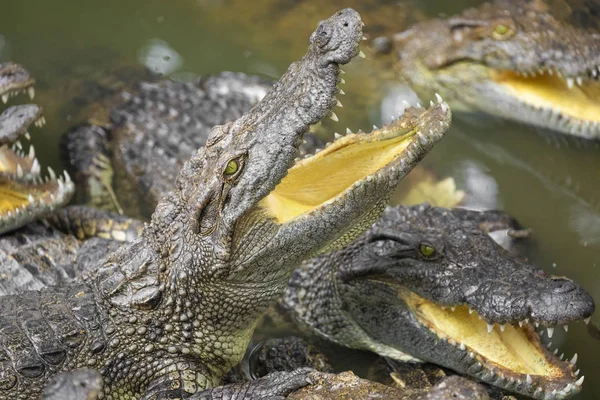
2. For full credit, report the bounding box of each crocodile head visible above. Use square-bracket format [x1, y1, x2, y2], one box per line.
[286, 204, 594, 399]
[0, 62, 35, 104]
[0, 104, 73, 234]
[143, 8, 450, 374]
[394, 0, 600, 139]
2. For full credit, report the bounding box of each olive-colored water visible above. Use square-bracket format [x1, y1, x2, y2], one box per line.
[1, 0, 599, 398]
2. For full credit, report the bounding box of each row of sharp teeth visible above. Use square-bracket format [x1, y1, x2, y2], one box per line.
[34, 115, 46, 128]
[304, 93, 447, 162]
[521, 100, 600, 135]
[0, 86, 35, 104]
[443, 304, 593, 338]
[5, 170, 72, 219]
[511, 67, 594, 89]
[433, 323, 585, 399]
[325, 46, 367, 123]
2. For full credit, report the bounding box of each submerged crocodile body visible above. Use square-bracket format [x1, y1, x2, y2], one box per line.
[0, 9, 451, 398]
[391, 0, 600, 139]
[0, 63, 74, 234]
[282, 203, 594, 400]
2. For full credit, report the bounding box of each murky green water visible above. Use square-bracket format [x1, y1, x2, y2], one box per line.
[1, 0, 599, 398]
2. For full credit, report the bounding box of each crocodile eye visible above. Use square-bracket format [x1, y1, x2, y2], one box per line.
[419, 243, 436, 258]
[492, 24, 514, 40]
[224, 159, 239, 176]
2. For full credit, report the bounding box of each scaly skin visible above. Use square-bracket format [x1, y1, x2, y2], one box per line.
[393, 0, 600, 139]
[0, 206, 143, 296]
[0, 64, 74, 234]
[0, 62, 35, 104]
[283, 204, 594, 400]
[62, 72, 272, 217]
[0, 9, 451, 399]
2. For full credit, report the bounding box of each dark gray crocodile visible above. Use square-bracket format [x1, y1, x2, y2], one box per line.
[391, 0, 600, 139]
[0, 9, 452, 398]
[0, 63, 74, 234]
[282, 203, 594, 400]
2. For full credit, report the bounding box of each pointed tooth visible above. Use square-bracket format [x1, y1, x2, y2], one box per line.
[416, 102, 423, 108]
[16, 164, 23, 178]
[564, 383, 572, 392]
[487, 324, 494, 333]
[339, 69, 346, 74]
[430, 100, 434, 107]
[576, 76, 583, 86]
[338, 89, 345, 95]
[500, 324, 505, 332]
[575, 369, 580, 376]
[519, 320, 524, 327]
[567, 77, 574, 89]
[450, 306, 455, 312]
[329, 112, 339, 122]
[1, 93, 8, 103]
[402, 100, 411, 108]
[336, 99, 343, 108]
[372, 125, 378, 130]
[24, 132, 31, 140]
[339, 78, 346, 84]
[15, 141, 22, 150]
[28, 145, 35, 158]
[563, 325, 568, 332]
[526, 374, 532, 385]
[535, 322, 539, 328]
[459, 343, 465, 351]
[31, 158, 40, 175]
[334, 132, 342, 140]
[358, 50, 366, 58]
[468, 352, 475, 358]
[554, 349, 558, 355]
[468, 308, 474, 314]
[346, 128, 352, 134]
[575, 376, 584, 386]
[547, 327, 554, 338]
[547, 341, 552, 348]
[524, 318, 529, 324]
[28, 87, 35, 99]
[570, 353, 578, 365]
[28, 194, 34, 204]
[435, 93, 443, 103]
[560, 353, 564, 360]
[47, 166, 56, 180]
[362, 36, 367, 41]
[584, 317, 591, 325]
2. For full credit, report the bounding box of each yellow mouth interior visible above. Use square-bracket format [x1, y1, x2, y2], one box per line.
[261, 132, 414, 224]
[0, 177, 56, 215]
[403, 292, 565, 378]
[491, 71, 600, 123]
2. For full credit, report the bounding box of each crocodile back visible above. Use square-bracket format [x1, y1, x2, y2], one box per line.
[0, 280, 107, 399]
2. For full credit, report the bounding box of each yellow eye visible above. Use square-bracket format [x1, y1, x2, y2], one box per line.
[224, 159, 239, 175]
[419, 244, 436, 257]
[492, 24, 513, 39]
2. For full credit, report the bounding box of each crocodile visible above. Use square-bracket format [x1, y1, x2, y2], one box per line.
[0, 63, 74, 234]
[391, 0, 600, 140]
[0, 9, 452, 399]
[282, 203, 594, 400]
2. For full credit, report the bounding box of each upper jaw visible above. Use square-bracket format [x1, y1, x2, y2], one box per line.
[220, 8, 364, 226]
[0, 62, 36, 104]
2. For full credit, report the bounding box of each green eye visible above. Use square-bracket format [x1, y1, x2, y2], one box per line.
[419, 244, 436, 257]
[492, 24, 514, 39]
[224, 159, 239, 175]
[494, 24, 509, 35]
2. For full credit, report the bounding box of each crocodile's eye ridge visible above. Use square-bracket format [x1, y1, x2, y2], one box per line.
[419, 243, 436, 258]
[224, 159, 239, 176]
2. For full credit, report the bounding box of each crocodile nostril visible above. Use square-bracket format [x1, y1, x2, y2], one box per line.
[550, 278, 578, 294]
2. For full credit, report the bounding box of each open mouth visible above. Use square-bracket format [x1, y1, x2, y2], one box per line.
[490, 69, 600, 135]
[402, 291, 586, 399]
[260, 99, 451, 225]
[0, 62, 36, 104]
